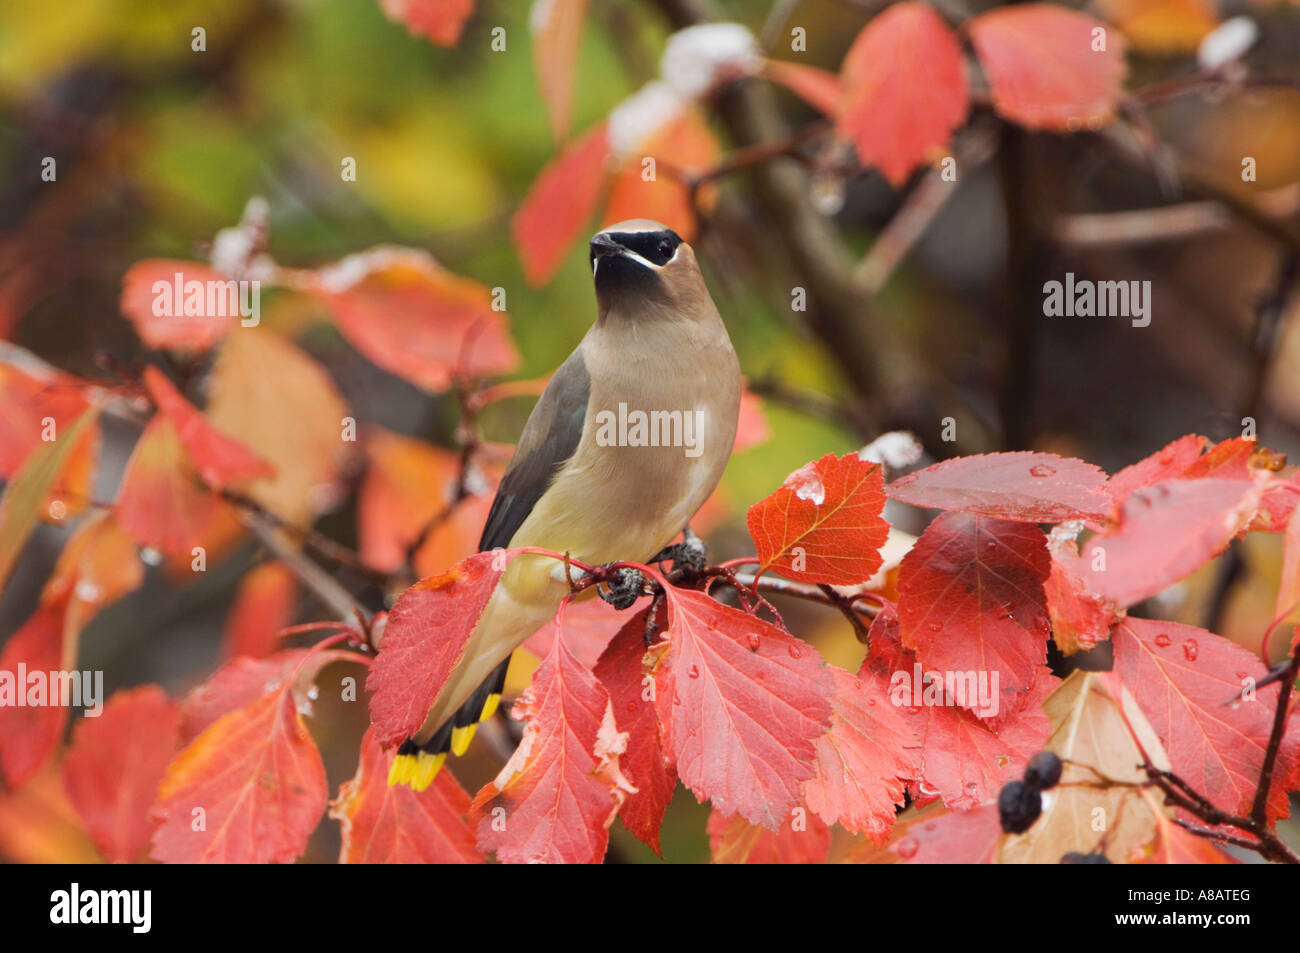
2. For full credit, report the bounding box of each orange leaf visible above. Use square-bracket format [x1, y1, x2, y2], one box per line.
[206, 329, 352, 525]
[63, 686, 180, 863]
[142, 366, 273, 489]
[358, 429, 460, 573]
[331, 727, 482, 863]
[0, 763, 100, 863]
[41, 511, 144, 651]
[120, 259, 239, 351]
[115, 416, 223, 555]
[306, 247, 518, 393]
[602, 111, 720, 241]
[0, 364, 95, 512]
[221, 562, 300, 661]
[969, 4, 1127, 131]
[747, 452, 889, 585]
[150, 675, 327, 863]
[378, 0, 474, 46]
[512, 123, 612, 285]
[838, 3, 969, 186]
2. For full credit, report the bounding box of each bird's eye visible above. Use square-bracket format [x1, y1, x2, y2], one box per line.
[658, 240, 673, 260]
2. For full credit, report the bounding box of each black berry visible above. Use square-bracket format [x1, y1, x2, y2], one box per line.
[1024, 751, 1063, 791]
[998, 780, 1042, 834]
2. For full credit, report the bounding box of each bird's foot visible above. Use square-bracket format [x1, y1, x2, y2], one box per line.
[652, 527, 708, 576]
[596, 566, 646, 610]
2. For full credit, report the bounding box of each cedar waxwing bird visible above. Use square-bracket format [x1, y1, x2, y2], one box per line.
[388, 219, 742, 790]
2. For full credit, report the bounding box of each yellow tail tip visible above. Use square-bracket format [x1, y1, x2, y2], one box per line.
[450, 722, 478, 756]
[388, 753, 418, 787]
[411, 751, 446, 792]
[480, 692, 501, 722]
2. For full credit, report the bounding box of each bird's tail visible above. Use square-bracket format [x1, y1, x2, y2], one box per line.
[387, 656, 511, 791]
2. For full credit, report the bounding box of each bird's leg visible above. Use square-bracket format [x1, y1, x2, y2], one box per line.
[651, 526, 707, 576]
[596, 565, 646, 611]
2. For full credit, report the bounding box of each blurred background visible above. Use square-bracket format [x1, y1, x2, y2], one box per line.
[2, 0, 1300, 861]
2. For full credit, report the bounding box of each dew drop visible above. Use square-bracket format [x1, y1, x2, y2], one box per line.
[926, 622, 942, 633]
[74, 580, 102, 602]
[1235, 671, 1248, 680]
[747, 633, 760, 651]
[787, 643, 802, 659]
[1153, 632, 1172, 648]
[1029, 464, 1056, 477]
[895, 837, 919, 859]
[688, 664, 700, 679]
[1183, 639, 1199, 661]
[140, 547, 163, 566]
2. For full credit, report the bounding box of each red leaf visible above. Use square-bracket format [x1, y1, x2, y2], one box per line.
[305, 247, 518, 393]
[62, 686, 180, 863]
[897, 513, 1052, 724]
[1111, 435, 1296, 532]
[0, 603, 68, 787]
[861, 605, 1054, 808]
[844, 802, 1003, 863]
[512, 123, 612, 285]
[762, 60, 841, 116]
[531, 0, 588, 141]
[837, 2, 969, 186]
[650, 586, 833, 829]
[1112, 618, 1300, 823]
[179, 650, 310, 743]
[593, 610, 676, 854]
[221, 562, 300, 660]
[378, 0, 474, 46]
[1043, 525, 1114, 655]
[367, 551, 516, 747]
[142, 366, 273, 489]
[706, 807, 831, 864]
[331, 727, 482, 863]
[1106, 433, 1208, 506]
[472, 630, 633, 863]
[150, 677, 327, 863]
[802, 667, 919, 839]
[115, 416, 224, 554]
[526, 593, 624, 670]
[120, 260, 239, 351]
[886, 451, 1111, 522]
[746, 452, 889, 585]
[0, 364, 94, 499]
[1060, 478, 1263, 608]
[969, 4, 1127, 131]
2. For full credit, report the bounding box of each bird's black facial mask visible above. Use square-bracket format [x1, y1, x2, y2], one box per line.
[590, 229, 682, 296]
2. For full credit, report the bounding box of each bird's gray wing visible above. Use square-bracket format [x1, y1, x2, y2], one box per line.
[477, 349, 591, 552]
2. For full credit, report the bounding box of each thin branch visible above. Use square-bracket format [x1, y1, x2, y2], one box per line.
[231, 504, 370, 633]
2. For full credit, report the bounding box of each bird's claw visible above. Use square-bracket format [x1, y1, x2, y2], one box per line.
[652, 528, 708, 575]
[597, 566, 645, 610]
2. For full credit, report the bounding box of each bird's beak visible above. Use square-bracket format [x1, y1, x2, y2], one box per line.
[589, 233, 624, 273]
